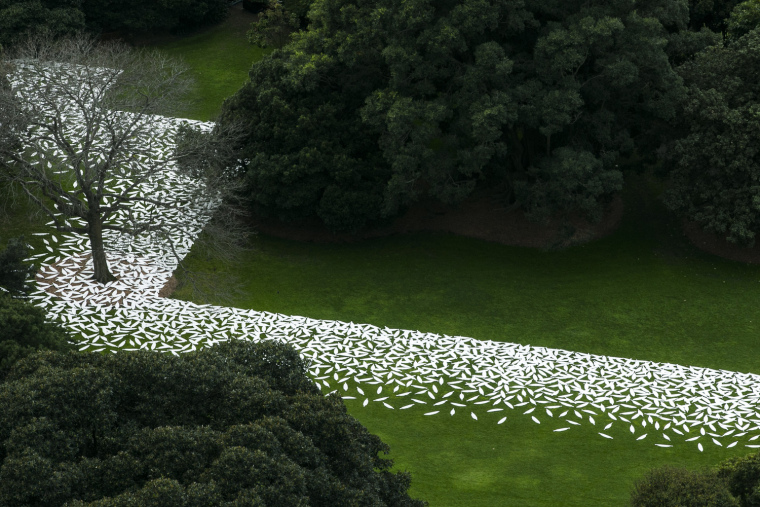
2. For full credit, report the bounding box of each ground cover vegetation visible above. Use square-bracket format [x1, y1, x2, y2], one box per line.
[171, 171, 760, 505]
[0, 340, 425, 506]
[154, 6, 273, 121]
[3, 1, 760, 505]
[174, 171, 760, 376]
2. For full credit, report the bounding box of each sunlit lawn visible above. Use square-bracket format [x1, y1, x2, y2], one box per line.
[345, 396, 745, 506]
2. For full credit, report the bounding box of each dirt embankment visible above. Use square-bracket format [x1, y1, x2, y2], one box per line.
[250, 186, 625, 250]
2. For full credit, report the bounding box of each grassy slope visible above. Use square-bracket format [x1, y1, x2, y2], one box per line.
[172, 169, 760, 505]
[347, 398, 746, 506]
[3, 10, 756, 505]
[153, 10, 272, 121]
[176, 172, 760, 375]
[157, 18, 760, 502]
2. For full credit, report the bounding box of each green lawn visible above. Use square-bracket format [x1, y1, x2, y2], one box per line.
[0, 185, 57, 252]
[4, 10, 760, 505]
[174, 171, 760, 376]
[172, 169, 760, 505]
[346, 397, 745, 506]
[153, 10, 272, 121]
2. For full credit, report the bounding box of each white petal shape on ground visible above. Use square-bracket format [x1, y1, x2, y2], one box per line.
[19, 61, 760, 453]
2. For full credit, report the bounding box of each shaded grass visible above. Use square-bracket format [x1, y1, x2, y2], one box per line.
[174, 171, 760, 375]
[153, 11, 272, 121]
[0, 184, 55, 252]
[172, 169, 760, 504]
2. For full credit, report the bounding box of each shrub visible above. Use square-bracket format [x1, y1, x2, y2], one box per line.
[0, 294, 70, 380]
[0, 340, 427, 506]
[0, 236, 35, 296]
[630, 466, 738, 507]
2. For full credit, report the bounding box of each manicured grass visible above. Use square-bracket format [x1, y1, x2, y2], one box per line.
[153, 11, 272, 121]
[4, 11, 757, 504]
[174, 171, 760, 376]
[345, 398, 747, 506]
[172, 169, 760, 505]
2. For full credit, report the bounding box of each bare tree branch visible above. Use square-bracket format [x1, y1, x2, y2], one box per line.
[0, 33, 251, 288]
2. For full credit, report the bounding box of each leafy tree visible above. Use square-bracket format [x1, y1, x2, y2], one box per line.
[686, 0, 742, 34]
[0, 0, 85, 47]
[281, 0, 315, 27]
[718, 453, 760, 505]
[0, 340, 426, 506]
[0, 33, 245, 283]
[247, 0, 300, 49]
[223, 0, 693, 232]
[630, 466, 738, 506]
[0, 293, 70, 380]
[726, 0, 760, 41]
[81, 0, 228, 34]
[631, 452, 760, 506]
[0, 236, 34, 296]
[661, 27, 760, 246]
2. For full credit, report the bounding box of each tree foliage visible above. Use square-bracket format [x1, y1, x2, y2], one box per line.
[0, 0, 85, 47]
[686, 0, 743, 33]
[0, 340, 426, 506]
[223, 0, 702, 232]
[630, 466, 738, 506]
[726, 0, 760, 41]
[0, 293, 70, 380]
[661, 27, 760, 246]
[718, 453, 760, 505]
[631, 452, 760, 507]
[81, 0, 228, 34]
[0, 236, 34, 296]
[0, 0, 227, 47]
[247, 0, 300, 49]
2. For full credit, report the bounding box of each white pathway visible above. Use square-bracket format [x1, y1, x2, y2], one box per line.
[12, 61, 760, 453]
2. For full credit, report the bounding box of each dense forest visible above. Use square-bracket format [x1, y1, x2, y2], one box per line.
[3, 0, 760, 243]
[223, 0, 760, 245]
[0, 0, 229, 44]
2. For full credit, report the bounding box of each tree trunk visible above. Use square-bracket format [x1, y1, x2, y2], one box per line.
[87, 213, 116, 284]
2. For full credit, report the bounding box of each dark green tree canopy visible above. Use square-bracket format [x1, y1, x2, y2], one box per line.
[726, 0, 760, 41]
[0, 236, 35, 296]
[0, 340, 426, 506]
[662, 26, 760, 246]
[223, 0, 698, 231]
[630, 465, 738, 506]
[81, 0, 228, 34]
[686, 0, 742, 33]
[0, 0, 228, 46]
[0, 0, 85, 46]
[630, 451, 760, 506]
[0, 292, 71, 380]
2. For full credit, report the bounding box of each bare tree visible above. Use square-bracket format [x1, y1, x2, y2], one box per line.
[0, 33, 247, 284]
